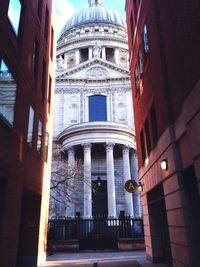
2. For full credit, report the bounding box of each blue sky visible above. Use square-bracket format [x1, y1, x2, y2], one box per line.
[8, 0, 21, 35]
[54, 0, 126, 37]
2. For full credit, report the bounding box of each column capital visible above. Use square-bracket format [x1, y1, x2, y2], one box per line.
[122, 145, 130, 155]
[106, 142, 115, 151]
[66, 146, 74, 154]
[82, 143, 92, 151]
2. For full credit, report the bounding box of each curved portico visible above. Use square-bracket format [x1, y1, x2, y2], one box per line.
[58, 121, 136, 149]
[57, 122, 136, 218]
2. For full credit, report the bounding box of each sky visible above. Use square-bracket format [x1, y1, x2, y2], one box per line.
[53, 0, 126, 38]
[8, 0, 21, 35]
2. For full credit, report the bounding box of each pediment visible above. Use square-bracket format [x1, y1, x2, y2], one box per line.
[56, 58, 130, 80]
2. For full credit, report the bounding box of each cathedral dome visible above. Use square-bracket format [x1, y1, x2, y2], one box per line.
[60, 0, 126, 36]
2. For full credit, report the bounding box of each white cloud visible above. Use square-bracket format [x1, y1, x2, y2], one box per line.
[53, 0, 77, 38]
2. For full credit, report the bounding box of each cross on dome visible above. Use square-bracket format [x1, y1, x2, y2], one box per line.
[88, 0, 104, 6]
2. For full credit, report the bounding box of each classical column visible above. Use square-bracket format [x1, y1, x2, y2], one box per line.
[131, 150, 142, 217]
[122, 146, 134, 216]
[114, 48, 119, 65]
[102, 46, 106, 60]
[106, 143, 117, 217]
[66, 147, 75, 217]
[75, 49, 80, 65]
[89, 47, 93, 59]
[83, 143, 92, 218]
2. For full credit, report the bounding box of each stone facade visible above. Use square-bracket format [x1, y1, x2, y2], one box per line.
[51, 0, 142, 219]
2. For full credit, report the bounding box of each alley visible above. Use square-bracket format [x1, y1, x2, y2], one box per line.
[41, 251, 168, 267]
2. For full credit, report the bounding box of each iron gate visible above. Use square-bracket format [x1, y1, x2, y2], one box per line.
[50, 215, 144, 250]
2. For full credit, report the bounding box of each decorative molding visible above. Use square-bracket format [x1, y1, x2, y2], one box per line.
[86, 67, 109, 79]
[82, 143, 92, 151]
[55, 86, 131, 95]
[106, 142, 115, 151]
[122, 145, 130, 155]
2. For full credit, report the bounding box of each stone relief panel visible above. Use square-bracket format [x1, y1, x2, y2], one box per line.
[69, 95, 80, 124]
[118, 49, 128, 68]
[86, 67, 109, 79]
[67, 51, 76, 69]
[115, 93, 126, 123]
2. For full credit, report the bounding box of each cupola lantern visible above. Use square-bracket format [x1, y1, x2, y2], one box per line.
[88, 0, 104, 6]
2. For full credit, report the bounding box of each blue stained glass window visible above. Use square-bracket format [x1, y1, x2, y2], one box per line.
[8, 0, 22, 35]
[89, 95, 107, 122]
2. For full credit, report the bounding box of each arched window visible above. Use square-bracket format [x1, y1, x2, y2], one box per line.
[89, 95, 107, 121]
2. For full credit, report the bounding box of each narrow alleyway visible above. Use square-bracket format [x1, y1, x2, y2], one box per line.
[40, 251, 168, 267]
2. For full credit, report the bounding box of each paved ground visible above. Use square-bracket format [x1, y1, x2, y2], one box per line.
[40, 251, 168, 267]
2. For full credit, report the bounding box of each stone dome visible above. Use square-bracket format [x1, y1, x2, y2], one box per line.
[60, 1, 126, 36]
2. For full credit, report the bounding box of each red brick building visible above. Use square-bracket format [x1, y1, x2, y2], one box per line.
[126, 0, 200, 266]
[0, 0, 55, 266]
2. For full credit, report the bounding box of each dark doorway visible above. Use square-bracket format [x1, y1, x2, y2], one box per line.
[0, 178, 6, 239]
[92, 178, 108, 216]
[182, 165, 200, 265]
[17, 190, 41, 266]
[147, 184, 172, 266]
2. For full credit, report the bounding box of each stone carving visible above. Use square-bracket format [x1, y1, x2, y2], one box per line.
[67, 51, 76, 69]
[57, 56, 65, 69]
[86, 67, 108, 79]
[92, 42, 101, 58]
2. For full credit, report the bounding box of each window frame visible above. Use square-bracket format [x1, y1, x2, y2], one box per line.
[7, 0, 22, 36]
[0, 59, 17, 127]
[37, 119, 43, 157]
[143, 23, 150, 55]
[27, 106, 35, 148]
[89, 95, 107, 122]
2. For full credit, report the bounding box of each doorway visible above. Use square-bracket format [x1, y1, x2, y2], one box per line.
[92, 178, 108, 216]
[17, 190, 41, 266]
[182, 165, 200, 265]
[0, 178, 6, 239]
[147, 184, 172, 265]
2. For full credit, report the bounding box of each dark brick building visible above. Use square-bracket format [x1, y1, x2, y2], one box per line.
[126, 0, 200, 266]
[0, 0, 55, 266]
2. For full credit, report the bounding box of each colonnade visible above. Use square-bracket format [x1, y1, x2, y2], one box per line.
[66, 143, 140, 218]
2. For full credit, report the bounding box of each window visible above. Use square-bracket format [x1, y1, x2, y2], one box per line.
[150, 105, 158, 147]
[138, 49, 143, 74]
[41, 59, 46, 103]
[143, 24, 149, 54]
[47, 76, 52, 113]
[106, 48, 114, 62]
[140, 130, 146, 164]
[134, 65, 139, 90]
[80, 48, 89, 63]
[32, 39, 39, 87]
[130, 13, 135, 44]
[37, 0, 43, 22]
[44, 132, 49, 162]
[50, 27, 54, 60]
[8, 0, 22, 35]
[44, 7, 49, 43]
[37, 120, 43, 157]
[89, 95, 107, 122]
[144, 119, 151, 155]
[27, 106, 34, 147]
[0, 59, 17, 126]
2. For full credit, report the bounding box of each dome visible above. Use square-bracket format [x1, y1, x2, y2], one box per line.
[60, 2, 126, 36]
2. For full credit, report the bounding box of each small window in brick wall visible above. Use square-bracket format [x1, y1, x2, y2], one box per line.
[143, 24, 149, 54]
[134, 65, 139, 91]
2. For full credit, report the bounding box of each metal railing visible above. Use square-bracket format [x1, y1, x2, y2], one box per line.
[49, 215, 144, 241]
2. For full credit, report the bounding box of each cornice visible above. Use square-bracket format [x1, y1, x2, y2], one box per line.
[57, 35, 128, 51]
[56, 58, 130, 79]
[55, 85, 131, 94]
